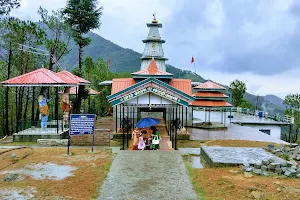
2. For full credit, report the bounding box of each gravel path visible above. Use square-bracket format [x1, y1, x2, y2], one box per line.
[98, 151, 198, 200]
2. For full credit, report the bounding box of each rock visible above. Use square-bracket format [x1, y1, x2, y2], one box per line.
[275, 151, 283, 157]
[274, 163, 281, 169]
[245, 167, 253, 172]
[281, 162, 287, 167]
[284, 146, 291, 152]
[3, 173, 20, 182]
[261, 165, 268, 172]
[291, 165, 297, 170]
[297, 174, 300, 179]
[284, 171, 293, 177]
[253, 169, 262, 175]
[10, 154, 16, 158]
[268, 158, 275, 163]
[262, 160, 269, 165]
[243, 162, 250, 168]
[266, 144, 275, 151]
[269, 163, 276, 170]
[262, 171, 269, 176]
[286, 161, 293, 167]
[281, 167, 288, 172]
[228, 170, 239, 174]
[37, 139, 68, 146]
[296, 155, 300, 161]
[251, 191, 265, 200]
[277, 188, 281, 192]
[296, 168, 300, 174]
[244, 172, 253, 178]
[254, 163, 262, 169]
[290, 143, 299, 148]
[280, 175, 287, 179]
[275, 168, 282, 175]
[290, 160, 298, 166]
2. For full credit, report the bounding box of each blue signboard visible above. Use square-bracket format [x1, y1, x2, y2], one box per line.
[70, 114, 96, 136]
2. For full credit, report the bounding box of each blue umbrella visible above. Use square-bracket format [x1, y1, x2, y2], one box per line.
[136, 117, 160, 128]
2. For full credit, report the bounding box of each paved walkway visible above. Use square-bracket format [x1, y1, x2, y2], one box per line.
[188, 124, 289, 145]
[98, 151, 198, 200]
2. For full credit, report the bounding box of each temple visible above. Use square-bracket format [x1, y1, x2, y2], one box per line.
[107, 16, 233, 149]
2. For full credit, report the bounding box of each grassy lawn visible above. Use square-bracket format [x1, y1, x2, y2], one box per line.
[0, 147, 113, 199]
[0, 141, 37, 146]
[183, 156, 300, 200]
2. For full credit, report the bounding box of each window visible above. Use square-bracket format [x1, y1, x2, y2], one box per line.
[259, 129, 271, 135]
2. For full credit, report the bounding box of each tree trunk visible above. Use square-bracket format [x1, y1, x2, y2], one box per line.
[15, 87, 18, 132]
[5, 41, 12, 135]
[31, 87, 35, 122]
[79, 43, 83, 71]
[23, 87, 30, 121]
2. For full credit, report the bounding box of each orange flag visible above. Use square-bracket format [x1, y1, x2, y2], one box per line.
[191, 56, 194, 63]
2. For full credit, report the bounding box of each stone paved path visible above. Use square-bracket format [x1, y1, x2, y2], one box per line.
[98, 151, 198, 200]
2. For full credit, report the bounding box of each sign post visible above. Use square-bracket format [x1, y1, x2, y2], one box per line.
[68, 114, 96, 155]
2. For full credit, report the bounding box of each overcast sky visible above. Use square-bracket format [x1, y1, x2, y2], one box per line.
[9, 0, 300, 98]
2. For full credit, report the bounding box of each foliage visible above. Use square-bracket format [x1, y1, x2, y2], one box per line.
[0, 0, 20, 15]
[283, 93, 300, 111]
[239, 99, 253, 109]
[281, 153, 290, 161]
[63, 0, 103, 71]
[230, 79, 247, 107]
[38, 7, 72, 71]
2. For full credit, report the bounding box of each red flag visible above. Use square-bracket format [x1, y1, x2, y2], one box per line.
[107, 58, 111, 68]
[191, 56, 194, 63]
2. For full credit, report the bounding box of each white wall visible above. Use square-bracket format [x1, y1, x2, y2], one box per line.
[245, 124, 282, 139]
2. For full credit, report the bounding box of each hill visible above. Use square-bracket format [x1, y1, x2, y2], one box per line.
[264, 94, 285, 109]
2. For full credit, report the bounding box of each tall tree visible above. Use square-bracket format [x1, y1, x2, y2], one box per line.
[283, 93, 300, 143]
[230, 79, 247, 107]
[63, 0, 103, 113]
[38, 7, 72, 71]
[0, 17, 45, 135]
[0, 0, 20, 15]
[63, 0, 103, 71]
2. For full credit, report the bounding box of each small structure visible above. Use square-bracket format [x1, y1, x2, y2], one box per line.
[0, 68, 82, 141]
[191, 81, 232, 128]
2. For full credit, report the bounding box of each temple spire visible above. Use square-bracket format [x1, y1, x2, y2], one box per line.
[140, 15, 168, 72]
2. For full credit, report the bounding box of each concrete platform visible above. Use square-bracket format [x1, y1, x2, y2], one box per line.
[201, 146, 286, 167]
[188, 124, 288, 145]
[13, 128, 69, 142]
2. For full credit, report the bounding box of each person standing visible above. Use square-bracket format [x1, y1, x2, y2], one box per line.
[151, 126, 160, 150]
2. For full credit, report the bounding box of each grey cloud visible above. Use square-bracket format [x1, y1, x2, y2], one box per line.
[164, 0, 300, 75]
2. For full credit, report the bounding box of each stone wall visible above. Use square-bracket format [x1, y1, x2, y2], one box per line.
[70, 129, 110, 146]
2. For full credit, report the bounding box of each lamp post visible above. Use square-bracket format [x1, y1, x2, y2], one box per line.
[229, 88, 232, 125]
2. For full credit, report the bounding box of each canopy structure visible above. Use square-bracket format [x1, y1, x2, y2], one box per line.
[0, 68, 77, 87]
[56, 70, 90, 85]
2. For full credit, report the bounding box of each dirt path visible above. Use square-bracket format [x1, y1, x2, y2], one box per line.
[98, 151, 198, 200]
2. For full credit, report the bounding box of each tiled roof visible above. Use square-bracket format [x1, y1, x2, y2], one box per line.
[56, 70, 90, 85]
[111, 78, 136, 94]
[0, 68, 73, 86]
[195, 81, 225, 90]
[191, 100, 232, 107]
[193, 91, 228, 98]
[169, 79, 192, 95]
[132, 58, 173, 76]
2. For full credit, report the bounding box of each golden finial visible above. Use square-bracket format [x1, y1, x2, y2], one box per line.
[152, 11, 158, 23]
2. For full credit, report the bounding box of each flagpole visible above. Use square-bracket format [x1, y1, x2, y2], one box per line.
[194, 61, 196, 74]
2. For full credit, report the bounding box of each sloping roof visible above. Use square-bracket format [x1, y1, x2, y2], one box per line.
[193, 91, 228, 98]
[169, 79, 192, 95]
[111, 78, 136, 94]
[195, 80, 225, 90]
[132, 58, 173, 76]
[191, 100, 232, 107]
[56, 70, 90, 85]
[0, 68, 75, 86]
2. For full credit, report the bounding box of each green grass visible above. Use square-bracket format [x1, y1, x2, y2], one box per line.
[91, 161, 112, 200]
[183, 158, 206, 200]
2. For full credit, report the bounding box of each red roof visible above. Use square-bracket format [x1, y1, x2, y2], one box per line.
[0, 68, 75, 86]
[193, 91, 228, 98]
[191, 100, 232, 107]
[56, 70, 90, 85]
[111, 78, 136, 94]
[169, 79, 192, 95]
[132, 58, 173, 76]
[195, 81, 225, 90]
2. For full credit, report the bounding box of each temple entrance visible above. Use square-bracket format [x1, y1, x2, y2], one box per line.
[138, 107, 166, 122]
